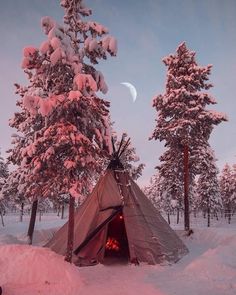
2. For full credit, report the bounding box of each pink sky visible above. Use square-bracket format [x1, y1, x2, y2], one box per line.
[0, 0, 235, 186]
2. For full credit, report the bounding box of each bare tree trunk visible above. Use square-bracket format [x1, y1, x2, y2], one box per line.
[0, 210, 4, 227]
[20, 202, 24, 222]
[61, 203, 65, 219]
[65, 195, 75, 263]
[177, 208, 180, 224]
[207, 207, 210, 227]
[27, 200, 38, 245]
[167, 212, 170, 224]
[57, 205, 60, 217]
[183, 144, 190, 231]
[228, 205, 231, 224]
[39, 210, 42, 222]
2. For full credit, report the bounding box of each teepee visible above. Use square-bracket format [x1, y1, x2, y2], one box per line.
[45, 139, 188, 266]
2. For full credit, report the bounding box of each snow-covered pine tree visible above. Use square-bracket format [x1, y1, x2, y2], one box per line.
[220, 164, 234, 224]
[151, 42, 226, 231]
[55, 193, 70, 219]
[196, 146, 222, 227]
[8, 0, 117, 261]
[37, 198, 53, 222]
[232, 164, 236, 214]
[144, 173, 170, 217]
[157, 149, 184, 223]
[0, 152, 8, 190]
[1, 170, 29, 222]
[0, 152, 9, 226]
[144, 173, 164, 212]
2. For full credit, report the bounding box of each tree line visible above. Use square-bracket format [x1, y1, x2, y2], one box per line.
[144, 162, 236, 227]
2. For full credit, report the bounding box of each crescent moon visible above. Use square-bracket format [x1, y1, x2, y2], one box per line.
[121, 82, 137, 102]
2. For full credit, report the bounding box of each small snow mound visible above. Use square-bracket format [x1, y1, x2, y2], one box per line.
[187, 227, 236, 247]
[183, 229, 236, 292]
[0, 245, 82, 295]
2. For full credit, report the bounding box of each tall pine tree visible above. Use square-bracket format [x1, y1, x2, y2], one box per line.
[220, 164, 235, 224]
[0, 152, 9, 226]
[196, 147, 222, 227]
[151, 42, 226, 231]
[8, 0, 117, 260]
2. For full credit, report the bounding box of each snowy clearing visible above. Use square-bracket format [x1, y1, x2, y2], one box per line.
[0, 213, 236, 295]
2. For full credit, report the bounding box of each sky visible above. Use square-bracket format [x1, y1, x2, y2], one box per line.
[0, 0, 236, 186]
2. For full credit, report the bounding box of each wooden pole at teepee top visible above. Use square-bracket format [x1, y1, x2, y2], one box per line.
[111, 136, 116, 154]
[119, 137, 131, 158]
[65, 194, 75, 263]
[116, 135, 125, 156]
[183, 144, 190, 231]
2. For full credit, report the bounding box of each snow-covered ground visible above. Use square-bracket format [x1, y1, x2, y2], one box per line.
[0, 212, 236, 295]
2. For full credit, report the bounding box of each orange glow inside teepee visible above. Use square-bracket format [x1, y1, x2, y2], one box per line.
[105, 237, 120, 251]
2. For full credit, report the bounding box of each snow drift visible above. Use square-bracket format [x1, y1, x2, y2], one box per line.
[0, 245, 82, 295]
[0, 215, 236, 295]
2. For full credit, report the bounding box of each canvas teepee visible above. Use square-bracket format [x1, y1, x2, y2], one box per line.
[45, 140, 188, 266]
